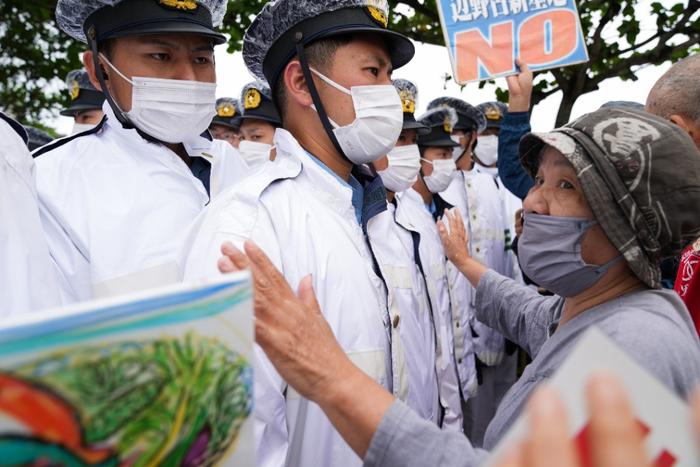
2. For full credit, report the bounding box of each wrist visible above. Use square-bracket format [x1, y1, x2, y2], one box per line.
[508, 101, 531, 113]
[316, 356, 366, 409]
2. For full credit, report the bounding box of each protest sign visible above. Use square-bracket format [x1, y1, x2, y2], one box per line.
[486, 328, 698, 467]
[436, 0, 590, 83]
[0, 273, 253, 466]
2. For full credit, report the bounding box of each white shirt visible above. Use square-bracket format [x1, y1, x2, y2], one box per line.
[34, 104, 250, 304]
[396, 188, 465, 431]
[0, 114, 61, 316]
[180, 129, 392, 467]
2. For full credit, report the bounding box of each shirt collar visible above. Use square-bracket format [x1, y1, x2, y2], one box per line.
[307, 152, 365, 225]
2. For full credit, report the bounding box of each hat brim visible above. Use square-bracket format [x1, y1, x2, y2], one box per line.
[402, 114, 430, 135]
[320, 26, 414, 71]
[519, 131, 581, 178]
[210, 118, 241, 131]
[239, 115, 282, 127]
[60, 104, 105, 117]
[107, 22, 227, 45]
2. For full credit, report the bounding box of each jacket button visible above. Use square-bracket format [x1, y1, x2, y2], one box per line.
[392, 314, 400, 328]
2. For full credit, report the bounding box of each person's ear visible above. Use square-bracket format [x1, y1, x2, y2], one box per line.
[669, 114, 690, 133]
[283, 60, 313, 108]
[83, 51, 109, 92]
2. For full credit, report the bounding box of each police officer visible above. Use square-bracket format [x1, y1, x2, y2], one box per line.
[209, 97, 242, 149]
[180, 1, 415, 466]
[238, 80, 282, 168]
[38, 0, 249, 303]
[393, 101, 469, 432]
[61, 69, 106, 134]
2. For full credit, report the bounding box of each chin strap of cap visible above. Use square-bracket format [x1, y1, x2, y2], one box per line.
[87, 25, 134, 130]
[294, 34, 349, 162]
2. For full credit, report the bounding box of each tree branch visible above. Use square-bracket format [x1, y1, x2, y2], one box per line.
[617, 4, 699, 55]
[396, 0, 440, 22]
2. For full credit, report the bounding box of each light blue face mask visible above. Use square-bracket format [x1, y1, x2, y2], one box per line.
[518, 213, 623, 297]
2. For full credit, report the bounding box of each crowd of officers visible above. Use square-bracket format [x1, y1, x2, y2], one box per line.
[2, 0, 699, 466]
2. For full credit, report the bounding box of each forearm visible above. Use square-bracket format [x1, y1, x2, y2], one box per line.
[453, 256, 488, 290]
[317, 362, 396, 458]
[497, 112, 533, 200]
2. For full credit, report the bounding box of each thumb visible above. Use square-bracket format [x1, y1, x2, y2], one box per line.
[298, 275, 321, 314]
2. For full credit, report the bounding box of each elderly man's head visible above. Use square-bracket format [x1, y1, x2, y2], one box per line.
[646, 54, 700, 150]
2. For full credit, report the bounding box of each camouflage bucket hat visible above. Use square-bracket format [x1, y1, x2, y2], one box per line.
[520, 108, 700, 289]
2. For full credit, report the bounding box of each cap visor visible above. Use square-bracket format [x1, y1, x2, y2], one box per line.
[519, 131, 579, 178]
[321, 26, 414, 70]
[402, 120, 431, 135]
[109, 22, 227, 44]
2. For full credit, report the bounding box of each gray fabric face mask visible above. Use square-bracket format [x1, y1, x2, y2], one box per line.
[518, 213, 622, 297]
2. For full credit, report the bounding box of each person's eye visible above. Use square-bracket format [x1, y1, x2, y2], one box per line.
[366, 67, 379, 77]
[558, 180, 575, 189]
[194, 55, 212, 65]
[150, 53, 169, 61]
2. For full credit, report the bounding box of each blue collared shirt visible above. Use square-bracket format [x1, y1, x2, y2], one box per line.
[308, 153, 364, 225]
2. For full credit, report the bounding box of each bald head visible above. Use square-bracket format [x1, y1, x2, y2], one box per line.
[646, 54, 700, 150]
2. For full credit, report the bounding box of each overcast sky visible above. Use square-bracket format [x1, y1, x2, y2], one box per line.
[50, 0, 682, 135]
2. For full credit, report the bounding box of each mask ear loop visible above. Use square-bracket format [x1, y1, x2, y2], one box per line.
[86, 25, 133, 130]
[294, 34, 349, 163]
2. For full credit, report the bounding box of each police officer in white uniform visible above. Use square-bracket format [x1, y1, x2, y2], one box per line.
[0, 112, 61, 316]
[36, 0, 250, 304]
[430, 96, 518, 446]
[61, 69, 105, 135]
[238, 80, 282, 169]
[369, 79, 443, 427]
[383, 87, 466, 432]
[180, 1, 415, 466]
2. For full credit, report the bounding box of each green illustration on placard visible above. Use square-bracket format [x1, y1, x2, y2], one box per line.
[0, 333, 252, 466]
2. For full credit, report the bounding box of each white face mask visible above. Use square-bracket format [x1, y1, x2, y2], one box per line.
[378, 144, 421, 193]
[474, 134, 499, 166]
[451, 135, 465, 161]
[238, 140, 273, 169]
[71, 123, 95, 135]
[421, 158, 456, 193]
[100, 54, 217, 144]
[309, 67, 403, 165]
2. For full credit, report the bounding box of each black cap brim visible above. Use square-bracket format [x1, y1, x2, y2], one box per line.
[402, 114, 430, 135]
[239, 115, 282, 128]
[210, 117, 241, 130]
[106, 22, 226, 44]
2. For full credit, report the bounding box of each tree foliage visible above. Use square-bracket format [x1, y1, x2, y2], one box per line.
[0, 0, 698, 130]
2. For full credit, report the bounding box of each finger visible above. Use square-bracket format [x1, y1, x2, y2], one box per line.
[220, 241, 250, 270]
[586, 373, 647, 467]
[519, 61, 530, 74]
[298, 275, 322, 316]
[244, 241, 291, 293]
[217, 256, 237, 274]
[525, 385, 578, 467]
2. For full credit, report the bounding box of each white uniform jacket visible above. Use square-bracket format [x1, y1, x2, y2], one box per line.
[463, 167, 511, 366]
[439, 171, 479, 399]
[395, 188, 465, 431]
[367, 199, 439, 424]
[180, 129, 393, 467]
[34, 104, 250, 304]
[0, 114, 61, 316]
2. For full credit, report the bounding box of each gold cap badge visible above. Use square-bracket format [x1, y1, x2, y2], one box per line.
[443, 117, 453, 134]
[485, 107, 501, 120]
[399, 90, 415, 114]
[244, 89, 262, 110]
[158, 0, 198, 11]
[217, 103, 236, 118]
[70, 80, 80, 101]
[367, 6, 388, 28]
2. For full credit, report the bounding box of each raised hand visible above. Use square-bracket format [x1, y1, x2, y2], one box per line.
[506, 60, 533, 113]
